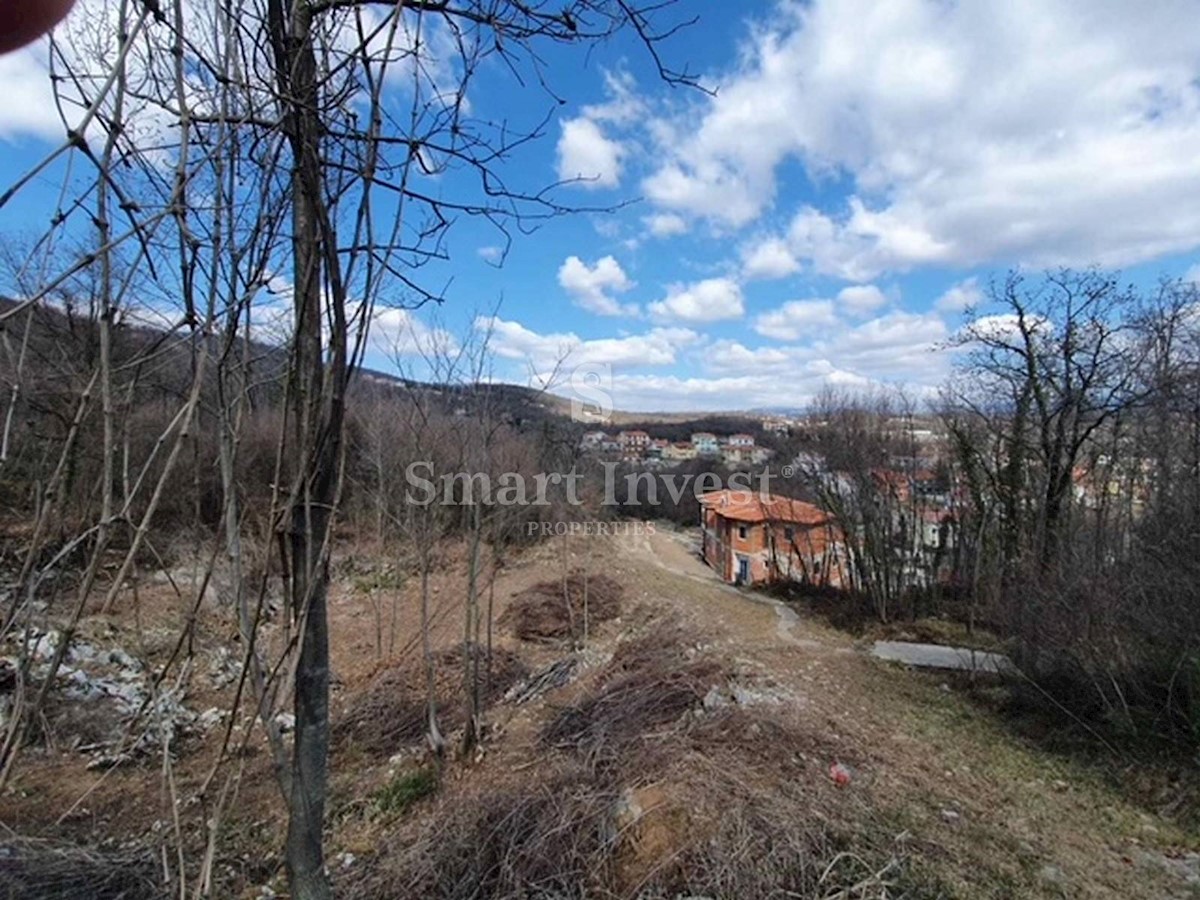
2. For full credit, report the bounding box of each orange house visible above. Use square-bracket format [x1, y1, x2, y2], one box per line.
[699, 489, 845, 587]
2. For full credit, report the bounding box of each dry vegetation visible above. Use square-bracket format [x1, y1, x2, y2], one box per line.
[344, 617, 919, 900]
[0, 837, 161, 900]
[502, 572, 624, 643]
[335, 644, 526, 757]
[3, 529, 1198, 898]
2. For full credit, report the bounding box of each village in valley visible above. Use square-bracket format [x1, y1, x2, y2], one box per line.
[578, 426, 774, 466]
[573, 416, 967, 593]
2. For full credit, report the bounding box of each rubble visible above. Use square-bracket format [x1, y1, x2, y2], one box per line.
[2, 627, 223, 764]
[505, 657, 578, 705]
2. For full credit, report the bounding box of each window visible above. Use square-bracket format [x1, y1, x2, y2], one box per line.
[738, 524, 748, 540]
[783, 526, 795, 541]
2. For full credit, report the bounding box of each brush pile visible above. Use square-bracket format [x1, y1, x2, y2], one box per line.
[0, 837, 162, 900]
[334, 643, 525, 755]
[346, 617, 913, 899]
[502, 571, 623, 642]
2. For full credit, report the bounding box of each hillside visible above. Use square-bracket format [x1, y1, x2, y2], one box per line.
[2, 527, 1198, 898]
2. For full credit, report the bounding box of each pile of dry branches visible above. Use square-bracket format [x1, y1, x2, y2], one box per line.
[334, 643, 525, 756]
[542, 620, 722, 762]
[502, 572, 624, 642]
[0, 837, 162, 899]
[346, 618, 917, 899]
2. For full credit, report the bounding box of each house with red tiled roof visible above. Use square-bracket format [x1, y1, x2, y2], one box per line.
[699, 489, 846, 587]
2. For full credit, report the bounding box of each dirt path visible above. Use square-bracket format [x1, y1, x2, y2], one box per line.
[609, 524, 1199, 899]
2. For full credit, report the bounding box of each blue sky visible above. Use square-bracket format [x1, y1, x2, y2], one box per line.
[4, 0, 1200, 412]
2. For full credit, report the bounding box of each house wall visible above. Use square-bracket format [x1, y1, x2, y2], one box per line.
[701, 508, 844, 587]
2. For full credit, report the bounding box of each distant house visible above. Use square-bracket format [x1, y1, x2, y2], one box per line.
[691, 432, 720, 456]
[748, 446, 773, 465]
[580, 430, 608, 449]
[699, 489, 845, 587]
[617, 430, 650, 462]
[646, 438, 670, 459]
[665, 441, 697, 461]
[919, 508, 955, 553]
[721, 433, 770, 467]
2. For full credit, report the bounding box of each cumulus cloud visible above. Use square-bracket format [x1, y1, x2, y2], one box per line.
[644, 213, 689, 238]
[648, 277, 744, 323]
[642, 0, 1200, 278]
[371, 307, 458, 357]
[0, 44, 61, 140]
[480, 306, 950, 411]
[741, 237, 801, 280]
[935, 277, 984, 314]
[754, 299, 837, 340]
[836, 284, 888, 316]
[557, 117, 624, 189]
[483, 316, 699, 372]
[557, 255, 637, 316]
[602, 309, 948, 411]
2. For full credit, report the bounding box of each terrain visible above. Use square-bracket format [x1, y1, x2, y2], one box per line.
[2, 524, 1197, 898]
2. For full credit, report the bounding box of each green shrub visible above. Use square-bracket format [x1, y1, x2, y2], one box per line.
[373, 767, 438, 816]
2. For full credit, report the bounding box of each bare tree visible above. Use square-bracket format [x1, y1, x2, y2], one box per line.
[1, 1, 696, 896]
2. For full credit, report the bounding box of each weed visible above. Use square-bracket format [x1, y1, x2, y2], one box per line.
[373, 767, 439, 817]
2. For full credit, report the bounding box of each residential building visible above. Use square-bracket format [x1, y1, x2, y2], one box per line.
[699, 489, 845, 587]
[691, 432, 720, 456]
[579, 430, 608, 450]
[616, 430, 650, 461]
[664, 441, 696, 461]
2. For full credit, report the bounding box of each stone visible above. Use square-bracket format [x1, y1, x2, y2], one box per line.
[1038, 864, 1066, 887]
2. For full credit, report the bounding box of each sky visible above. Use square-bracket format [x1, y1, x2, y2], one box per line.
[4, 0, 1200, 412]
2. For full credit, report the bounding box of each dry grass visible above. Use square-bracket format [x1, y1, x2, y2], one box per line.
[502, 571, 623, 642]
[334, 642, 526, 756]
[345, 617, 925, 899]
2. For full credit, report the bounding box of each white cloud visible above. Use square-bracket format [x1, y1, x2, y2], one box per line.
[705, 340, 796, 373]
[836, 284, 888, 316]
[0, 44, 61, 140]
[557, 255, 637, 316]
[754, 299, 836, 340]
[935, 277, 984, 314]
[823, 311, 948, 379]
[582, 70, 645, 126]
[482, 316, 699, 372]
[642, 0, 1200, 277]
[557, 117, 624, 189]
[477, 245, 504, 264]
[481, 307, 951, 412]
[644, 213, 689, 238]
[602, 309, 948, 411]
[741, 237, 801, 280]
[371, 307, 458, 357]
[648, 277, 745, 324]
